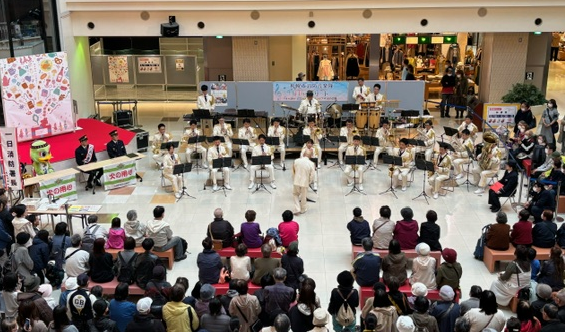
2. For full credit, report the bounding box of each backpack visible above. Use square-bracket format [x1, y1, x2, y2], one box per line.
[45, 263, 64, 288]
[50, 235, 68, 269]
[117, 252, 138, 285]
[82, 225, 100, 253]
[335, 289, 355, 327]
[145, 282, 168, 306]
[135, 253, 157, 289]
[473, 225, 490, 261]
[265, 228, 282, 246]
[69, 288, 94, 329]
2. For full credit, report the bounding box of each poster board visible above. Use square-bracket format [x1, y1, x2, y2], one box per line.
[39, 174, 77, 200]
[484, 103, 519, 128]
[135, 56, 166, 85]
[0, 127, 22, 190]
[103, 160, 136, 190]
[165, 56, 197, 85]
[0, 52, 74, 141]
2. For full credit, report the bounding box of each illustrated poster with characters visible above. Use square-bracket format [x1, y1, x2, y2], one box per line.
[0, 52, 74, 142]
[108, 56, 129, 83]
[209, 82, 228, 106]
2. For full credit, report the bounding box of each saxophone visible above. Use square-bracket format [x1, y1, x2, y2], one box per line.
[153, 133, 172, 154]
[479, 131, 499, 170]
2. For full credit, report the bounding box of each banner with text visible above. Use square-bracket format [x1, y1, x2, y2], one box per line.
[0, 127, 22, 190]
[103, 160, 136, 190]
[39, 174, 77, 200]
[273, 81, 349, 102]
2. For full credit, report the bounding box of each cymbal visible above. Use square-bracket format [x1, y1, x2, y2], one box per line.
[280, 103, 298, 112]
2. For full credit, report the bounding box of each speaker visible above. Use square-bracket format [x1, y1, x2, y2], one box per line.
[161, 22, 179, 37]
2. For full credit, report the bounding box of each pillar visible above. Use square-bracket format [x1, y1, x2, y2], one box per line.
[525, 32, 551, 95]
[368, 34, 381, 80]
[291, 35, 307, 79]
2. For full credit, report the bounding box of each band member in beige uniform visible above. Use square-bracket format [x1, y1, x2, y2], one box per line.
[292, 156, 316, 215]
[352, 78, 370, 105]
[457, 115, 478, 142]
[238, 118, 257, 168]
[428, 145, 452, 199]
[163, 143, 183, 198]
[207, 136, 232, 191]
[249, 134, 276, 190]
[197, 84, 215, 111]
[267, 118, 286, 168]
[338, 119, 356, 165]
[423, 120, 436, 162]
[151, 123, 172, 166]
[183, 120, 208, 168]
[213, 115, 233, 155]
[372, 121, 394, 167]
[392, 138, 413, 191]
[344, 135, 366, 191]
[302, 118, 323, 168]
[472, 132, 501, 194]
[453, 129, 474, 179]
[301, 139, 319, 191]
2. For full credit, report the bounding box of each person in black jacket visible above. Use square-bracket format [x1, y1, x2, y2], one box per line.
[29, 230, 50, 284]
[440, 68, 456, 118]
[514, 102, 536, 135]
[206, 208, 234, 248]
[93, 299, 120, 332]
[125, 297, 166, 332]
[525, 182, 556, 223]
[281, 241, 304, 291]
[0, 196, 15, 254]
[532, 210, 557, 248]
[75, 135, 103, 189]
[488, 161, 519, 212]
[540, 304, 565, 332]
[89, 238, 115, 283]
[346, 207, 370, 245]
[327, 271, 360, 332]
[418, 210, 442, 251]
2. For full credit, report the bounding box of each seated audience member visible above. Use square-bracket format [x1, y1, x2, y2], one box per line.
[124, 210, 146, 247]
[125, 297, 166, 332]
[360, 282, 390, 319]
[463, 290, 506, 332]
[487, 161, 518, 212]
[252, 244, 281, 285]
[11, 204, 35, 247]
[93, 299, 120, 332]
[65, 234, 90, 278]
[486, 211, 511, 250]
[196, 284, 224, 317]
[511, 210, 533, 246]
[207, 208, 235, 248]
[17, 300, 48, 331]
[532, 210, 557, 248]
[365, 289, 398, 331]
[430, 285, 461, 332]
[490, 245, 531, 306]
[537, 246, 565, 291]
[229, 279, 261, 332]
[540, 304, 565, 331]
[201, 298, 231, 332]
[525, 182, 556, 223]
[134, 238, 165, 290]
[145, 266, 171, 304]
[84, 215, 109, 240]
[436, 248, 463, 291]
[418, 210, 442, 251]
[328, 271, 359, 332]
[505, 317, 522, 332]
[393, 207, 419, 250]
[387, 276, 412, 315]
[372, 205, 395, 249]
[146, 205, 187, 262]
[240, 210, 263, 249]
[557, 223, 565, 248]
[530, 136, 549, 174]
[555, 289, 565, 324]
[409, 296, 439, 332]
[278, 210, 299, 247]
[219, 279, 238, 313]
[281, 241, 304, 290]
[264, 268, 296, 314]
[516, 300, 542, 332]
[529, 247, 541, 281]
[163, 284, 200, 332]
[454, 317, 471, 332]
[407, 283, 429, 311]
[115, 237, 137, 281]
[396, 316, 416, 332]
[17, 277, 54, 325]
[531, 284, 553, 325]
[89, 238, 115, 283]
[352, 237, 382, 287]
[106, 217, 126, 249]
[347, 207, 371, 246]
[197, 237, 223, 285]
[48, 305, 77, 332]
[363, 313, 378, 332]
[67, 273, 96, 330]
[409, 243, 436, 290]
[29, 230, 50, 284]
[12, 232, 41, 291]
[273, 314, 292, 332]
[382, 239, 408, 285]
[3, 274, 19, 320]
[231, 243, 252, 281]
[109, 283, 138, 332]
[460, 286, 482, 316]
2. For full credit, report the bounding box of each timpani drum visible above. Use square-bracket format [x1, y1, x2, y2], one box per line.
[356, 110, 368, 129]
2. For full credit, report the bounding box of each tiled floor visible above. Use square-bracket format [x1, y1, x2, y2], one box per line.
[55, 62, 565, 317]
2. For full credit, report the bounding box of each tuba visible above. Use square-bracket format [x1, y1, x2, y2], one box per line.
[479, 131, 499, 170]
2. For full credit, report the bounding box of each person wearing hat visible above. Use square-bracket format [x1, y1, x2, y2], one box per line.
[409, 243, 436, 290]
[430, 285, 461, 332]
[298, 90, 320, 116]
[207, 136, 232, 191]
[67, 273, 97, 325]
[308, 308, 329, 332]
[396, 315, 416, 332]
[487, 161, 518, 213]
[296, 72, 305, 81]
[124, 297, 166, 332]
[436, 248, 463, 291]
[196, 284, 226, 317]
[281, 241, 304, 290]
[267, 118, 286, 168]
[197, 84, 215, 111]
[107, 130, 143, 182]
[75, 134, 103, 189]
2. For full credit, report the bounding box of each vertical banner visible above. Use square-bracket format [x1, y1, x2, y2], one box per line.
[0, 127, 22, 190]
[0, 52, 74, 141]
[39, 174, 77, 200]
[103, 160, 136, 190]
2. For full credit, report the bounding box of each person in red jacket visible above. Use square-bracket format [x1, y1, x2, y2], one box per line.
[278, 210, 299, 248]
[511, 209, 533, 247]
[393, 207, 419, 250]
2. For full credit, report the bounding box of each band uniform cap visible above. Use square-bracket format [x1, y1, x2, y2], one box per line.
[109, 130, 118, 136]
[79, 135, 88, 142]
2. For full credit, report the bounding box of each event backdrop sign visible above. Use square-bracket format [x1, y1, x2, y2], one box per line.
[273, 81, 349, 102]
[0, 52, 74, 142]
[210, 82, 228, 106]
[108, 56, 129, 83]
[0, 127, 22, 190]
[39, 173, 77, 200]
[103, 160, 136, 190]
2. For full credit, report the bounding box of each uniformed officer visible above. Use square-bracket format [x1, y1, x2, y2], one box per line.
[107, 130, 142, 181]
[75, 135, 103, 189]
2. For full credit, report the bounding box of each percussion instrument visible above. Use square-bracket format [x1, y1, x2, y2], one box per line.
[360, 102, 370, 110]
[368, 109, 381, 130]
[406, 115, 433, 125]
[280, 103, 298, 112]
[355, 110, 368, 129]
[326, 103, 342, 119]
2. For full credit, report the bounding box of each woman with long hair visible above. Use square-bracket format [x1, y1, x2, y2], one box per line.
[289, 278, 320, 332]
[541, 98, 559, 147]
[88, 238, 114, 283]
[463, 290, 506, 332]
[17, 300, 48, 332]
[515, 300, 541, 332]
[47, 306, 77, 332]
[490, 245, 531, 306]
[537, 246, 565, 291]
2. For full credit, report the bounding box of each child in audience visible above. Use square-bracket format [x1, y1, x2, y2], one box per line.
[230, 243, 252, 281]
[409, 243, 436, 290]
[529, 247, 540, 282]
[106, 217, 126, 249]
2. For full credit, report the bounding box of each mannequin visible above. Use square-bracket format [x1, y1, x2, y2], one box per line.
[317, 54, 334, 81]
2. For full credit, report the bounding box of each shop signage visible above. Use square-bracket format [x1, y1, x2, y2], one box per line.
[0, 127, 22, 190]
[102, 160, 136, 190]
[39, 174, 77, 200]
[525, 72, 534, 80]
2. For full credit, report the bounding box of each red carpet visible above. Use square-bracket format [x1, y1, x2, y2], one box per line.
[17, 118, 136, 164]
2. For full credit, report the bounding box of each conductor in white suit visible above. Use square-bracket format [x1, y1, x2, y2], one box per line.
[292, 156, 316, 215]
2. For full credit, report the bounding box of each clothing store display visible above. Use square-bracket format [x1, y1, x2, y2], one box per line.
[346, 54, 360, 78]
[318, 58, 334, 81]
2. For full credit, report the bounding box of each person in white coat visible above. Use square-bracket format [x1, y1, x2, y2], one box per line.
[392, 138, 414, 191]
[352, 78, 370, 104]
[301, 139, 319, 191]
[238, 118, 257, 168]
[298, 90, 320, 116]
[249, 135, 276, 190]
[197, 84, 215, 110]
[207, 136, 232, 191]
[302, 118, 323, 168]
[151, 123, 173, 166]
[344, 136, 366, 191]
[163, 143, 183, 198]
[372, 121, 394, 167]
[338, 120, 355, 165]
[267, 118, 286, 167]
[423, 120, 436, 162]
[183, 120, 208, 167]
[366, 83, 385, 105]
[212, 115, 233, 155]
[292, 157, 316, 215]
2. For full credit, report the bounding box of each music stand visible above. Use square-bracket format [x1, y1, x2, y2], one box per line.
[231, 139, 250, 172]
[413, 158, 434, 205]
[211, 158, 232, 196]
[345, 155, 366, 196]
[363, 137, 381, 171]
[173, 163, 196, 201]
[438, 141, 455, 152]
[459, 145, 477, 191]
[380, 155, 402, 198]
[329, 136, 348, 169]
[206, 137, 225, 143]
[266, 137, 284, 171]
[159, 141, 179, 150]
[309, 157, 319, 193]
[444, 126, 459, 137]
[251, 155, 272, 194]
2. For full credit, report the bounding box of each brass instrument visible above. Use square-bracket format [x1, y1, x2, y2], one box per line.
[479, 131, 499, 170]
[152, 133, 172, 154]
[351, 128, 359, 137]
[429, 152, 438, 177]
[315, 128, 323, 136]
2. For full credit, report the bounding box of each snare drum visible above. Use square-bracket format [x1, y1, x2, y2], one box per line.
[356, 110, 368, 129]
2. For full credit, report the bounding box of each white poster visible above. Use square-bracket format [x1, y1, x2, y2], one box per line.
[103, 160, 136, 190]
[0, 127, 22, 190]
[210, 82, 228, 106]
[484, 103, 519, 128]
[138, 57, 162, 73]
[39, 173, 77, 200]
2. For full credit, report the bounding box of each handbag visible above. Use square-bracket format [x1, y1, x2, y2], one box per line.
[208, 224, 223, 250]
[236, 301, 263, 332]
[546, 109, 559, 134]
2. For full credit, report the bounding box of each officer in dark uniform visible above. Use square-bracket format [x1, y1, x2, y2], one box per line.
[75, 135, 103, 189]
[106, 130, 143, 181]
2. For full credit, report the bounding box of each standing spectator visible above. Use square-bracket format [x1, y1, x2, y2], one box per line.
[12, 232, 41, 291]
[124, 210, 146, 247]
[409, 296, 439, 332]
[554, 289, 565, 324]
[106, 217, 126, 249]
[463, 291, 506, 332]
[0, 196, 14, 253]
[538, 246, 565, 291]
[516, 300, 542, 332]
[540, 304, 565, 332]
[486, 211, 511, 250]
[532, 284, 554, 325]
[51, 222, 71, 269]
[89, 238, 115, 283]
[328, 271, 359, 332]
[38, 284, 56, 310]
[219, 280, 238, 313]
[281, 241, 304, 290]
[346, 207, 370, 246]
[196, 284, 225, 318]
[163, 284, 200, 332]
[0, 213, 12, 261]
[409, 243, 436, 290]
[418, 210, 442, 251]
[125, 297, 166, 332]
[197, 237, 223, 284]
[439, 67, 456, 118]
[29, 230, 50, 284]
[511, 210, 534, 247]
[365, 289, 398, 332]
[393, 207, 419, 250]
[289, 279, 319, 332]
[532, 210, 557, 248]
[454, 70, 469, 119]
[540, 99, 559, 147]
[146, 205, 187, 262]
[360, 282, 390, 320]
[67, 274, 96, 330]
[229, 279, 261, 332]
[58, 278, 77, 310]
[382, 239, 408, 285]
[490, 245, 531, 306]
[407, 283, 429, 311]
[11, 204, 35, 247]
[454, 317, 471, 332]
[231, 243, 253, 281]
[460, 286, 482, 316]
[47, 305, 78, 332]
[17, 300, 48, 332]
[372, 205, 395, 249]
[84, 215, 109, 240]
[252, 244, 281, 285]
[240, 210, 263, 249]
[436, 248, 463, 291]
[17, 279, 54, 325]
[278, 210, 299, 247]
[109, 283, 137, 332]
[352, 237, 381, 287]
[386, 276, 412, 315]
[207, 208, 235, 248]
[430, 286, 461, 332]
[134, 238, 165, 290]
[93, 299, 120, 332]
[201, 298, 231, 332]
[530, 247, 541, 281]
[264, 268, 296, 314]
[254, 274, 275, 325]
[64, 234, 90, 278]
[2, 272, 20, 320]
